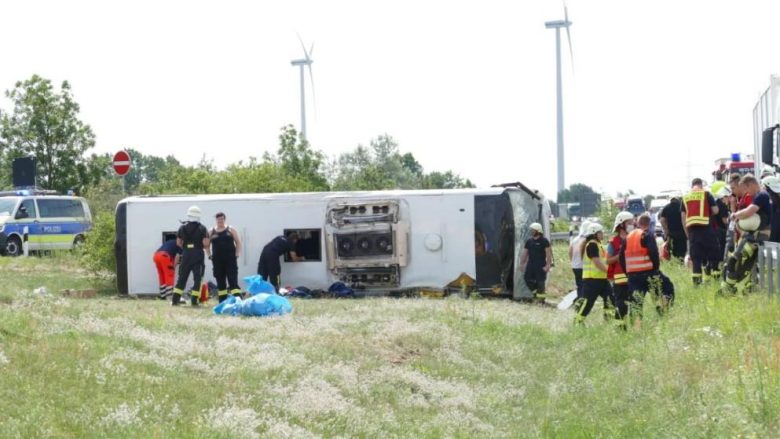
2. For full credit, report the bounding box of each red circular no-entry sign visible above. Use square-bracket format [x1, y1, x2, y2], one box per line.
[113, 150, 131, 176]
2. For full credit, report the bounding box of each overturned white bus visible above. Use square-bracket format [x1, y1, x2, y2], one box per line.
[115, 184, 551, 299]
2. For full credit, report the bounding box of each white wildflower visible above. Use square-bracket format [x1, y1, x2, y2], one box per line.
[101, 402, 140, 427]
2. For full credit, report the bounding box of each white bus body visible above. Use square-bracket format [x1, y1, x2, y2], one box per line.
[115, 186, 551, 299]
[753, 75, 780, 174]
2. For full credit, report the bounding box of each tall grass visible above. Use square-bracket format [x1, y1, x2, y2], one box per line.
[1, 254, 779, 437]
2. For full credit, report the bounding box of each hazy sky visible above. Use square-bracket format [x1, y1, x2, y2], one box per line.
[2, 0, 780, 200]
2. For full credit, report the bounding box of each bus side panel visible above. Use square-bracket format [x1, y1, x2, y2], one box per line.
[399, 195, 475, 288]
[126, 199, 331, 295]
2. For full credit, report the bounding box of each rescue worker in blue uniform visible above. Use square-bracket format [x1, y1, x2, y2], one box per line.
[620, 213, 675, 327]
[209, 212, 243, 302]
[173, 206, 210, 306]
[681, 178, 720, 285]
[257, 232, 303, 291]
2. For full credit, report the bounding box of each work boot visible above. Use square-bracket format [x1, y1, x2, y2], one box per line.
[191, 295, 199, 307]
[218, 295, 228, 303]
[171, 293, 182, 306]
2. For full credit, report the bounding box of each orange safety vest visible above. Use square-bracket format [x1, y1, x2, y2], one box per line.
[683, 189, 711, 227]
[624, 229, 654, 273]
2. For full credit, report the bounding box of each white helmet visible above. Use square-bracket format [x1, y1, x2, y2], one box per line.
[762, 175, 780, 193]
[529, 222, 543, 233]
[587, 222, 604, 236]
[186, 205, 202, 221]
[761, 164, 775, 178]
[613, 211, 634, 232]
[578, 220, 592, 237]
[715, 186, 732, 199]
[738, 214, 761, 232]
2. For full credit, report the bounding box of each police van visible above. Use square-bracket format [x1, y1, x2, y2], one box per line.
[0, 190, 92, 256]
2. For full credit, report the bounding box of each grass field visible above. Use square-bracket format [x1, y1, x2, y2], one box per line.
[2, 247, 780, 438]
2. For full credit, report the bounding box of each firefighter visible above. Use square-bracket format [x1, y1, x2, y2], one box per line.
[257, 232, 304, 291]
[153, 238, 181, 300]
[573, 223, 614, 325]
[520, 223, 552, 303]
[731, 175, 772, 241]
[172, 206, 211, 306]
[681, 178, 720, 284]
[607, 212, 634, 327]
[619, 213, 675, 325]
[209, 212, 243, 302]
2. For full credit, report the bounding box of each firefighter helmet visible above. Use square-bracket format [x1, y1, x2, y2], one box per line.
[587, 222, 604, 236]
[738, 214, 761, 232]
[186, 205, 202, 221]
[762, 175, 780, 193]
[613, 211, 635, 232]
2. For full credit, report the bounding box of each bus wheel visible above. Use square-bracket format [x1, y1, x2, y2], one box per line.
[4, 236, 22, 257]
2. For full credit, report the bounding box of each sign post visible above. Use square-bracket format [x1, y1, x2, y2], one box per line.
[113, 150, 132, 194]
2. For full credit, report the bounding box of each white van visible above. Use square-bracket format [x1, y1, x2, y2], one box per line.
[0, 192, 92, 256]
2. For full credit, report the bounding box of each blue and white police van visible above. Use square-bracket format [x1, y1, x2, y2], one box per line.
[0, 190, 92, 256]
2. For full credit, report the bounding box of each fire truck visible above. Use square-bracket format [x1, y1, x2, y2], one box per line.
[712, 154, 755, 182]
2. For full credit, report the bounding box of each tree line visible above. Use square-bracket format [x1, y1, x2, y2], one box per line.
[0, 75, 474, 211]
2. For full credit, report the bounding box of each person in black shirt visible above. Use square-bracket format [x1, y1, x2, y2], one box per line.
[210, 212, 243, 302]
[659, 197, 686, 260]
[710, 187, 730, 264]
[761, 176, 780, 242]
[173, 206, 210, 306]
[257, 232, 303, 291]
[519, 223, 551, 303]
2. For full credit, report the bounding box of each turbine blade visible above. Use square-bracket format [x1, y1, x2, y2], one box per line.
[296, 32, 308, 59]
[307, 64, 317, 120]
[308, 42, 315, 60]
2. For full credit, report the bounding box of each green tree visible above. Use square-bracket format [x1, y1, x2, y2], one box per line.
[422, 171, 474, 189]
[558, 183, 602, 216]
[265, 125, 328, 191]
[0, 75, 96, 193]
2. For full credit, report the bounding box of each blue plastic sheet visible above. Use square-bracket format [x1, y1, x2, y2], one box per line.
[213, 293, 292, 317]
[243, 275, 276, 295]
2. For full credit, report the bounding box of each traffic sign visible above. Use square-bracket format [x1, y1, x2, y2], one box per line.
[113, 150, 131, 176]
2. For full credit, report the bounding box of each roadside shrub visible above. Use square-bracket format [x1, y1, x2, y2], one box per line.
[82, 210, 116, 275]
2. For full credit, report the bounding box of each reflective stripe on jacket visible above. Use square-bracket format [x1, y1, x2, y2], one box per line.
[583, 240, 607, 280]
[624, 229, 653, 273]
[683, 189, 710, 227]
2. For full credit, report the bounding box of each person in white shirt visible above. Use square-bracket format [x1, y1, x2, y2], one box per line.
[568, 221, 590, 299]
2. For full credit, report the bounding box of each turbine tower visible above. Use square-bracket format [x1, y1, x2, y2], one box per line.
[291, 38, 315, 141]
[545, 5, 573, 198]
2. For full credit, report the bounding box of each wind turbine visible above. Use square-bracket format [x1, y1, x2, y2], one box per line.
[291, 37, 315, 141]
[545, 4, 573, 199]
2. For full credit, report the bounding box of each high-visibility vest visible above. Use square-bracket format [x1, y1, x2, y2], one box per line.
[583, 240, 607, 280]
[683, 189, 711, 227]
[624, 229, 654, 273]
[608, 235, 628, 285]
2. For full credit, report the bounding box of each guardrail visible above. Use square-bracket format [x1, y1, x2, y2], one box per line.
[756, 242, 780, 296]
[550, 232, 571, 242]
